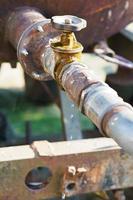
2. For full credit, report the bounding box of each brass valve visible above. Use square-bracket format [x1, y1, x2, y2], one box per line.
[51, 15, 86, 54]
[50, 15, 87, 83]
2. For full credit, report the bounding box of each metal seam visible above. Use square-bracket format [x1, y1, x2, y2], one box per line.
[101, 104, 133, 136]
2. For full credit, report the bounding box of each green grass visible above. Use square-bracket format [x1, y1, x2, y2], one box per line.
[0, 89, 94, 139]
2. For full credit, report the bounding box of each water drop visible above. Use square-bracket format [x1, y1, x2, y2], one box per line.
[70, 114, 74, 119]
[71, 104, 75, 108]
[70, 135, 73, 140]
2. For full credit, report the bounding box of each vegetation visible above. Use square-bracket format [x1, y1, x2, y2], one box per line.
[0, 89, 94, 140]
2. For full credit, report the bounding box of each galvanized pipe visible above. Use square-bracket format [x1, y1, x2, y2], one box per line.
[7, 8, 133, 154]
[105, 108, 133, 154]
[42, 57, 133, 154]
[59, 62, 133, 154]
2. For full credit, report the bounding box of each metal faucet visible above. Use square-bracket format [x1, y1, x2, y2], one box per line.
[43, 15, 86, 86]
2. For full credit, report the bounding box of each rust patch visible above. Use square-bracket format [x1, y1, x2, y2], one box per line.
[3, 0, 133, 63]
[61, 63, 99, 106]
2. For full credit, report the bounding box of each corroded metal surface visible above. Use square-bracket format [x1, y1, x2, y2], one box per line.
[2, 0, 133, 63]
[94, 41, 133, 69]
[59, 62, 99, 106]
[55, 61, 133, 154]
[7, 8, 60, 80]
[1, 138, 133, 199]
[7, 8, 45, 49]
[7, 9, 133, 154]
[59, 62, 131, 130]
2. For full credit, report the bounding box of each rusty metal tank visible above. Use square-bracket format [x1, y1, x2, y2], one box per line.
[1, 0, 133, 64]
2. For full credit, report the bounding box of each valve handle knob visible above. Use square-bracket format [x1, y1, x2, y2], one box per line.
[51, 15, 87, 32]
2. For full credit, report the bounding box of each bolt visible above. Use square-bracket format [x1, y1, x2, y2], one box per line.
[21, 49, 28, 56]
[108, 10, 112, 19]
[70, 80, 74, 85]
[77, 167, 87, 173]
[83, 180, 87, 185]
[31, 72, 40, 79]
[68, 166, 76, 176]
[62, 193, 66, 200]
[36, 25, 44, 32]
[65, 18, 72, 24]
[125, 1, 129, 10]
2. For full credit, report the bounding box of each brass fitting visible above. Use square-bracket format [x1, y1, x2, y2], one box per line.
[50, 33, 83, 84]
[50, 15, 87, 86]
